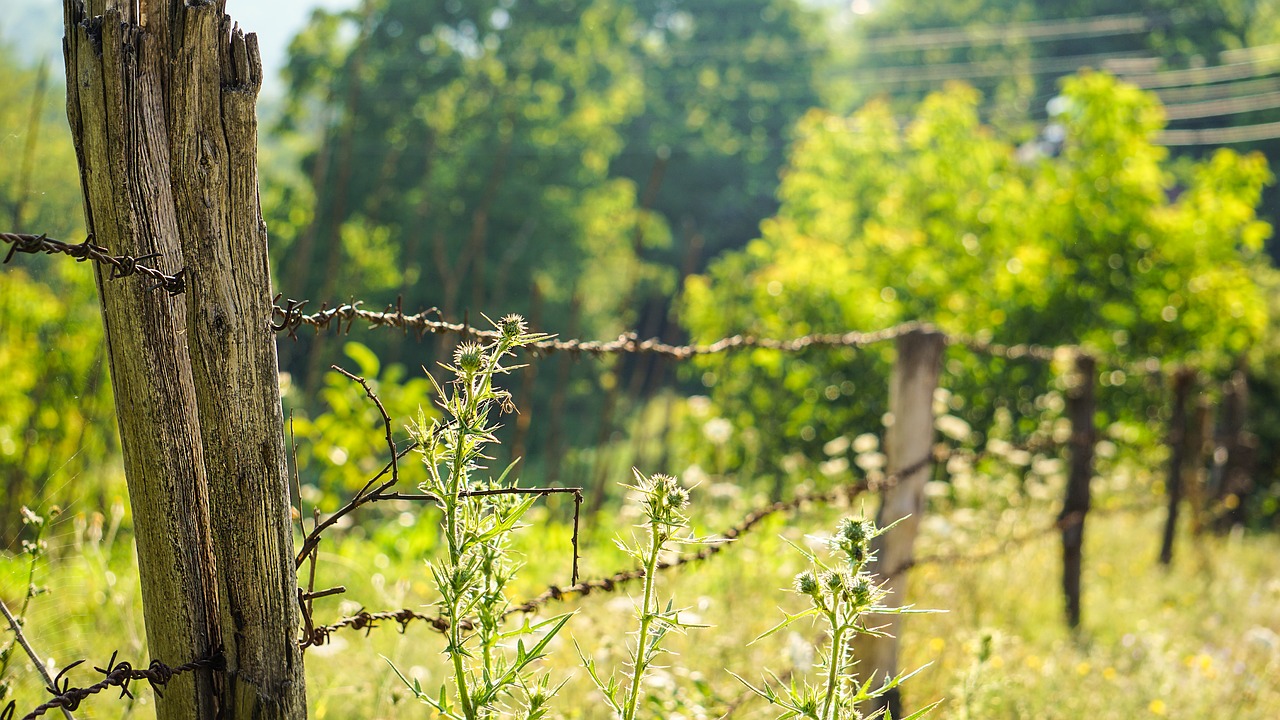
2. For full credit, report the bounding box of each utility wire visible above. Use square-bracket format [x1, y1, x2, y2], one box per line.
[1120, 45, 1280, 89]
[827, 49, 1151, 85]
[1154, 73, 1280, 105]
[1160, 120, 1280, 146]
[643, 12, 1171, 60]
[1163, 90, 1280, 121]
[856, 12, 1161, 55]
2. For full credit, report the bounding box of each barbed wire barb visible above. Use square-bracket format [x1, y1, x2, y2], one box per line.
[304, 452, 938, 645]
[1, 231, 185, 296]
[8, 651, 223, 720]
[272, 300, 930, 357]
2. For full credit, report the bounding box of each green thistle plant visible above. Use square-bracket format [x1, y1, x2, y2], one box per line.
[390, 315, 570, 720]
[578, 470, 707, 720]
[732, 516, 940, 720]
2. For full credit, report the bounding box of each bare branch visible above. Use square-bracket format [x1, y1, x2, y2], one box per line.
[0, 598, 75, 720]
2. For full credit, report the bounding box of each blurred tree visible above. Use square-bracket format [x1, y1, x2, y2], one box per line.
[612, 0, 823, 267]
[824, 0, 1280, 524]
[270, 0, 671, 394]
[0, 49, 83, 245]
[681, 73, 1274, 479]
[0, 43, 117, 541]
[0, 265, 115, 544]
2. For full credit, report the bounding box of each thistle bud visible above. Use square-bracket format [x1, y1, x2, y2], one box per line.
[821, 570, 845, 593]
[454, 342, 484, 372]
[499, 314, 527, 340]
[850, 574, 874, 607]
[793, 569, 820, 596]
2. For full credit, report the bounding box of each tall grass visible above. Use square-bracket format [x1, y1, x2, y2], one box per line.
[4, 493, 1278, 718]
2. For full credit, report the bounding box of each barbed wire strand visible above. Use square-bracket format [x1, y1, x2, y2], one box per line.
[5, 651, 223, 720]
[302, 453, 936, 646]
[271, 299, 925, 358]
[303, 433, 1092, 646]
[276, 299, 1184, 378]
[889, 500, 1153, 576]
[0, 233, 1196, 375]
[0, 232, 184, 296]
[293, 366, 586, 647]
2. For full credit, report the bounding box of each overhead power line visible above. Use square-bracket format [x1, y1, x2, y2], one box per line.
[647, 11, 1168, 62]
[848, 49, 1151, 85]
[1163, 90, 1280, 121]
[859, 12, 1161, 54]
[1160, 120, 1280, 145]
[1120, 45, 1280, 89]
[1154, 74, 1280, 105]
[655, 11, 1160, 60]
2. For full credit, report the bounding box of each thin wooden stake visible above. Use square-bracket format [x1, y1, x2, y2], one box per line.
[1159, 368, 1194, 565]
[859, 327, 944, 719]
[1061, 352, 1096, 630]
[1186, 397, 1211, 536]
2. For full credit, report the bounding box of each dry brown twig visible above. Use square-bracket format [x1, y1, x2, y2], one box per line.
[294, 364, 585, 649]
[0, 599, 75, 720]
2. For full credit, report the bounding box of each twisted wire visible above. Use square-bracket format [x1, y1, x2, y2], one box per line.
[1, 232, 184, 296]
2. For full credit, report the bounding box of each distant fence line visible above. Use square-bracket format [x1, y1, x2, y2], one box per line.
[3, 230, 1178, 374]
[269, 297, 1169, 373]
[301, 445, 1093, 648]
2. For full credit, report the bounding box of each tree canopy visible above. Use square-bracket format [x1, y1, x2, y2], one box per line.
[681, 71, 1274, 470]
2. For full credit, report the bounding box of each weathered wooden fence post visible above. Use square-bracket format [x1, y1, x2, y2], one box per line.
[1215, 360, 1254, 531]
[860, 327, 944, 719]
[1060, 352, 1096, 630]
[62, 1, 305, 717]
[1186, 397, 1212, 536]
[1159, 368, 1194, 565]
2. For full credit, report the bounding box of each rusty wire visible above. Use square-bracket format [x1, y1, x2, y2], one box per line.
[295, 365, 586, 649]
[271, 298, 1181, 376]
[1, 232, 185, 296]
[892, 500, 1156, 576]
[303, 453, 937, 646]
[277, 298, 1192, 376]
[0, 233, 1185, 372]
[293, 365, 417, 569]
[0, 230, 1203, 375]
[271, 298, 924, 358]
[948, 330, 1176, 379]
[947, 331, 1062, 364]
[2, 651, 223, 720]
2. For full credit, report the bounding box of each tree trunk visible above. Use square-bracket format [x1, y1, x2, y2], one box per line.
[61, 1, 305, 717]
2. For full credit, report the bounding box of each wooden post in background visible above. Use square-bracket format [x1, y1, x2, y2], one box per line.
[1186, 397, 1211, 536]
[860, 327, 944, 719]
[62, 1, 305, 717]
[1216, 361, 1254, 531]
[1159, 368, 1194, 565]
[1061, 353, 1096, 630]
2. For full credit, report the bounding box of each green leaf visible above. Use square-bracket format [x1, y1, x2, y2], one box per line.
[342, 341, 380, 378]
[750, 607, 821, 645]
